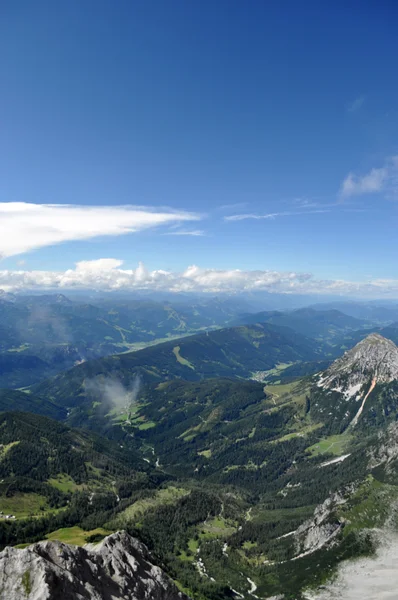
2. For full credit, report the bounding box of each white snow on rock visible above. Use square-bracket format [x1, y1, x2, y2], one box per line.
[343, 383, 362, 400]
[320, 454, 351, 468]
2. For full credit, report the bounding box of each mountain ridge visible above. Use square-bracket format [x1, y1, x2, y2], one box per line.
[310, 334, 398, 435]
[30, 322, 324, 425]
[234, 307, 368, 341]
[318, 333, 398, 389]
[0, 531, 190, 600]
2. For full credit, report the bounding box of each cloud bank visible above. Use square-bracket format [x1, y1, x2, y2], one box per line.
[0, 203, 201, 258]
[1, 259, 398, 298]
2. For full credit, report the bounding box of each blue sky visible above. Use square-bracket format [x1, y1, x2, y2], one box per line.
[1, 1, 398, 296]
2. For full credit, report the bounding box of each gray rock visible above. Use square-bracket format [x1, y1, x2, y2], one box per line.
[0, 531, 190, 600]
[369, 422, 398, 470]
[318, 333, 398, 393]
[294, 491, 349, 556]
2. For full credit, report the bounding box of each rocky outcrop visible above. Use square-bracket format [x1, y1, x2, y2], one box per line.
[312, 334, 398, 430]
[317, 334, 398, 393]
[368, 422, 398, 470]
[0, 531, 190, 600]
[294, 491, 348, 557]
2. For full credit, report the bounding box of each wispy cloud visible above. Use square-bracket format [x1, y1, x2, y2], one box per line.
[218, 202, 248, 211]
[0, 203, 201, 258]
[224, 213, 278, 222]
[1, 258, 398, 297]
[165, 229, 206, 236]
[290, 197, 336, 209]
[224, 209, 330, 222]
[340, 156, 398, 198]
[291, 197, 321, 208]
[347, 95, 365, 113]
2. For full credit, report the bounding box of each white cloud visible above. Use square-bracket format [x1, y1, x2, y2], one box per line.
[165, 229, 206, 236]
[225, 213, 278, 222]
[0, 203, 201, 258]
[347, 95, 365, 113]
[1, 259, 398, 297]
[340, 156, 398, 198]
[224, 210, 330, 222]
[340, 167, 387, 197]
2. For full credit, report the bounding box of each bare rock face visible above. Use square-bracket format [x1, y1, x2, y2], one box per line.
[311, 334, 398, 430]
[294, 491, 348, 557]
[318, 334, 398, 393]
[0, 531, 190, 600]
[369, 422, 398, 470]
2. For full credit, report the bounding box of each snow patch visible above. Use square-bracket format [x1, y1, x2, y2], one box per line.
[320, 454, 351, 468]
[343, 383, 362, 400]
[276, 530, 296, 540]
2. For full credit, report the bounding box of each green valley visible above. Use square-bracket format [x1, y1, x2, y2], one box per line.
[2, 315, 398, 598]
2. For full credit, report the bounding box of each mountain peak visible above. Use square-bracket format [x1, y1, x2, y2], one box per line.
[0, 531, 190, 600]
[342, 333, 398, 378]
[318, 333, 398, 393]
[358, 332, 395, 346]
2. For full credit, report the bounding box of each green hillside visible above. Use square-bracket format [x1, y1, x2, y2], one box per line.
[4, 328, 398, 598]
[32, 322, 325, 420]
[102, 372, 398, 600]
[0, 411, 154, 548]
[0, 389, 66, 420]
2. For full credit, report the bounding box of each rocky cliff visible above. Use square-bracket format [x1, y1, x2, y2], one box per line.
[294, 491, 348, 558]
[311, 334, 398, 432]
[318, 333, 398, 393]
[0, 531, 190, 600]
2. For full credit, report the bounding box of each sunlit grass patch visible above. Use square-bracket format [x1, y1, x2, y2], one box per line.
[306, 433, 352, 457]
[48, 474, 81, 493]
[46, 526, 111, 546]
[0, 493, 51, 519]
[173, 346, 195, 370]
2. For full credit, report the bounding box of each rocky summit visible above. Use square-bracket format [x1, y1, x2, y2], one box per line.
[318, 333, 398, 395]
[0, 531, 190, 600]
[310, 334, 398, 432]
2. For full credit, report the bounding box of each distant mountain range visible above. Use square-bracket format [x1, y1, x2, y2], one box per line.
[233, 307, 370, 341]
[1, 290, 398, 390]
[310, 300, 398, 323]
[0, 293, 251, 388]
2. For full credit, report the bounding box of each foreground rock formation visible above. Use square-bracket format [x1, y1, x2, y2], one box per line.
[0, 531, 190, 600]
